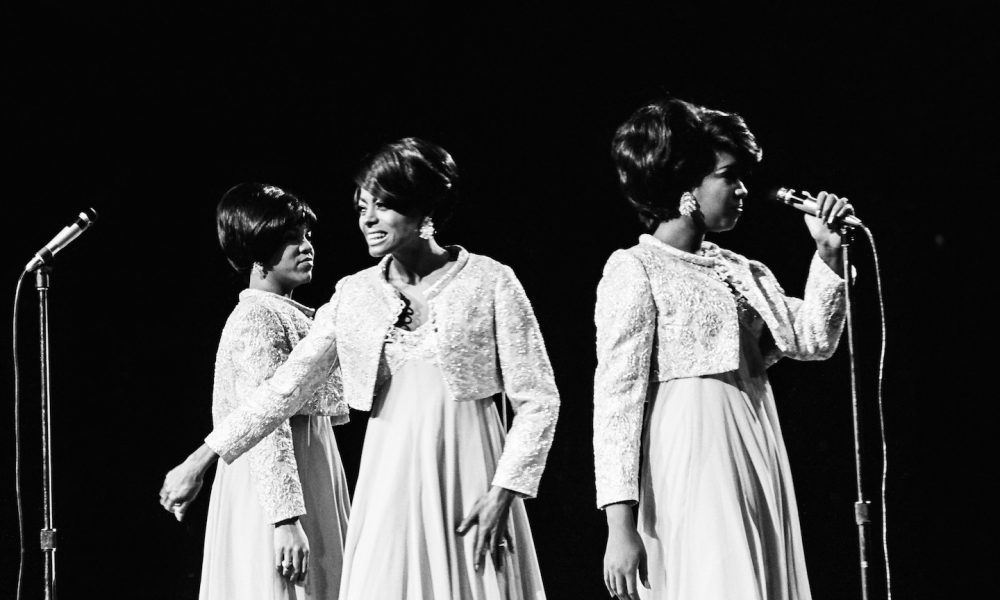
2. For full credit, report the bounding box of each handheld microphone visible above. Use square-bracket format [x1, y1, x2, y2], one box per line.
[771, 188, 863, 228]
[24, 208, 99, 272]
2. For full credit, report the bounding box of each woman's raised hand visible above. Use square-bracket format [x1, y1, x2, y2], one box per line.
[274, 517, 310, 585]
[804, 190, 855, 274]
[603, 503, 650, 600]
[804, 191, 855, 248]
[456, 485, 516, 572]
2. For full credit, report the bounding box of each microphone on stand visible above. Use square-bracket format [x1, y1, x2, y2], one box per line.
[770, 187, 863, 228]
[24, 208, 99, 272]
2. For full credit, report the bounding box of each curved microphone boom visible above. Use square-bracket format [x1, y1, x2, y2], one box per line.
[24, 208, 99, 272]
[772, 188, 863, 228]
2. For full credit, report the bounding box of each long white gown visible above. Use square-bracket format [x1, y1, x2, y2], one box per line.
[339, 324, 547, 599]
[636, 301, 812, 600]
[201, 415, 351, 599]
[199, 290, 351, 600]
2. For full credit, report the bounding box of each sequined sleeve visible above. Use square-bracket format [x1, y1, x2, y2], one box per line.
[206, 295, 341, 463]
[226, 305, 306, 523]
[755, 252, 847, 366]
[491, 265, 561, 498]
[593, 250, 655, 509]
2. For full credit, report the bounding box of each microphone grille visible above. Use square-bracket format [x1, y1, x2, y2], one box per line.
[80, 207, 99, 225]
[770, 187, 797, 204]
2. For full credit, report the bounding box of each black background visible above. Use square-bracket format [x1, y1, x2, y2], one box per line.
[2, 3, 993, 598]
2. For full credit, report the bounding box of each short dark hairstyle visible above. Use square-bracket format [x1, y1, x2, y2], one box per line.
[353, 137, 459, 228]
[697, 107, 763, 171]
[216, 182, 317, 273]
[611, 98, 762, 230]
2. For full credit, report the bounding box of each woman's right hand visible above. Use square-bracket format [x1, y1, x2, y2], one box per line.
[274, 517, 309, 585]
[603, 503, 650, 600]
[158, 443, 218, 521]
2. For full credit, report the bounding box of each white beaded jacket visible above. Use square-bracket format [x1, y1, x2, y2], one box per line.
[593, 234, 848, 508]
[211, 289, 347, 523]
[206, 248, 560, 498]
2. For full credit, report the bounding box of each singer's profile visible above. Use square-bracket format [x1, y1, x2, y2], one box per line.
[594, 97, 854, 600]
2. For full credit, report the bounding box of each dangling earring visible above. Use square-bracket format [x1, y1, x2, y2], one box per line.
[253, 262, 268, 280]
[679, 192, 699, 217]
[419, 216, 436, 240]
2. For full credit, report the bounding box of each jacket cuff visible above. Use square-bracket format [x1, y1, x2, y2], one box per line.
[596, 487, 638, 510]
[268, 506, 307, 525]
[810, 250, 857, 283]
[204, 431, 238, 464]
[491, 469, 540, 499]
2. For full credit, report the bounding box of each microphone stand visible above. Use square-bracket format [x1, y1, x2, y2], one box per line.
[35, 266, 58, 599]
[842, 229, 872, 600]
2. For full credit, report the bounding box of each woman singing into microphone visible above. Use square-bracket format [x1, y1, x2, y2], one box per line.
[162, 138, 558, 599]
[594, 98, 854, 600]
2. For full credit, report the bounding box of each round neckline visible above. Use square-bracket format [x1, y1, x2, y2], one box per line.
[638, 234, 720, 267]
[378, 245, 468, 302]
[239, 288, 315, 317]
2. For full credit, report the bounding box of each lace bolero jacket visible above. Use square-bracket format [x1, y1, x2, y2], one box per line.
[593, 234, 848, 508]
[212, 289, 347, 523]
[206, 248, 561, 498]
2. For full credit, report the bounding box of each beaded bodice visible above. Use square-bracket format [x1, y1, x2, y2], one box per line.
[379, 323, 441, 384]
[698, 245, 765, 339]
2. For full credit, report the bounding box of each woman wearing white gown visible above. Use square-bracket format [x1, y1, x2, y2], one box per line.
[161, 139, 559, 599]
[594, 99, 854, 600]
[161, 183, 351, 598]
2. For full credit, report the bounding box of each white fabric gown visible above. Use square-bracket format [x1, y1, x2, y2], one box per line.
[200, 415, 351, 599]
[637, 304, 812, 600]
[339, 325, 546, 599]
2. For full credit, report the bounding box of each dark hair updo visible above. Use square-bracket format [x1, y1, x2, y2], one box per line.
[216, 182, 317, 273]
[354, 137, 459, 229]
[611, 97, 762, 230]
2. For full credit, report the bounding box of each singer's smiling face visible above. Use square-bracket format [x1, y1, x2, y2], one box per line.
[692, 151, 749, 232]
[263, 224, 315, 293]
[356, 187, 423, 258]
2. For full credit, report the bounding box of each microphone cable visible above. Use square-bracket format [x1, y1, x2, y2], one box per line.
[12, 271, 28, 600]
[860, 225, 892, 600]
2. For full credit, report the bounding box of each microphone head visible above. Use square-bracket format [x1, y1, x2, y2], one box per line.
[768, 187, 792, 203]
[79, 207, 99, 226]
[768, 187, 803, 205]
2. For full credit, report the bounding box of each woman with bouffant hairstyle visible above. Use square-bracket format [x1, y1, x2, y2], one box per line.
[595, 99, 855, 600]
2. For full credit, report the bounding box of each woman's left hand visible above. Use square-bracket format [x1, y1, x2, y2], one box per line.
[457, 486, 516, 572]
